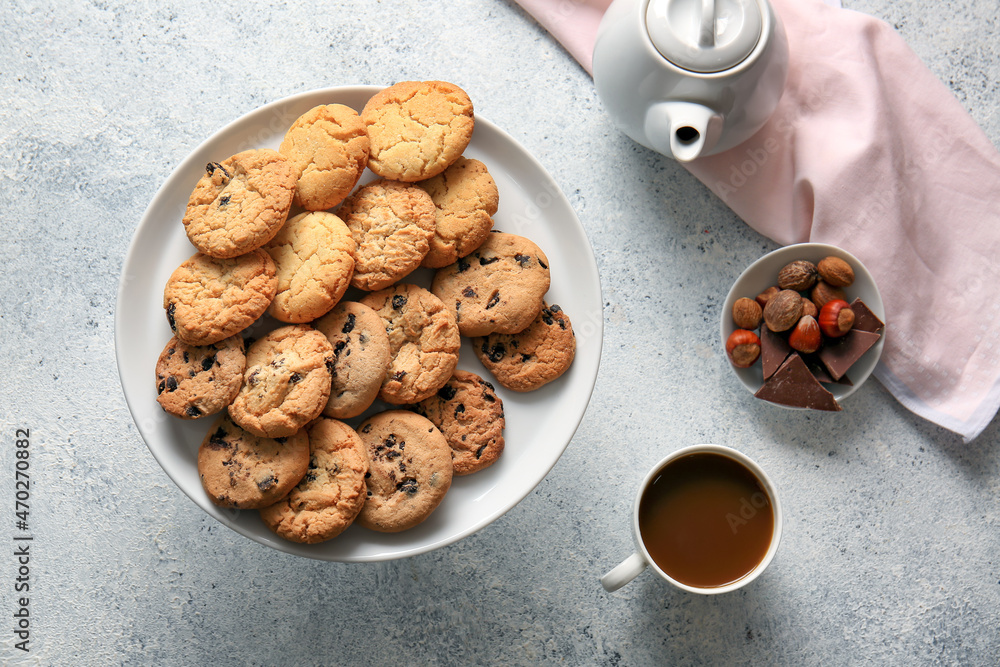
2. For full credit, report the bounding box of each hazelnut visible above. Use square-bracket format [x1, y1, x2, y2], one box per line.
[732, 297, 763, 330]
[818, 299, 855, 337]
[817, 256, 855, 287]
[778, 260, 818, 291]
[763, 289, 803, 332]
[800, 297, 818, 318]
[726, 329, 761, 368]
[755, 286, 780, 308]
[788, 315, 821, 354]
[810, 281, 846, 310]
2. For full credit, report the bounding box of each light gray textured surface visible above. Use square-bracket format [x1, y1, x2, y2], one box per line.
[1, 0, 998, 664]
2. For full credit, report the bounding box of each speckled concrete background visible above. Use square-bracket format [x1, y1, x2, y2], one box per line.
[1, 0, 998, 664]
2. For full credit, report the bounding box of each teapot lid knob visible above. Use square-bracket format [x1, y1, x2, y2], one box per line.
[645, 0, 763, 73]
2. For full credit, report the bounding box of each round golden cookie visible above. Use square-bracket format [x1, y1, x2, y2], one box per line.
[263, 211, 356, 323]
[155, 334, 246, 420]
[314, 301, 391, 419]
[430, 231, 550, 337]
[182, 149, 297, 259]
[278, 104, 370, 211]
[197, 413, 309, 509]
[228, 325, 335, 438]
[359, 283, 461, 405]
[339, 179, 435, 291]
[259, 418, 369, 543]
[356, 410, 453, 533]
[473, 303, 576, 392]
[361, 80, 474, 182]
[412, 370, 505, 475]
[163, 250, 277, 346]
[418, 157, 499, 269]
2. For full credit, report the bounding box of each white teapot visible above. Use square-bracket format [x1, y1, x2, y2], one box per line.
[593, 0, 789, 162]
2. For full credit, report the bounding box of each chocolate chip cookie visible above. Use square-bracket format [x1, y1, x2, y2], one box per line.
[313, 301, 391, 419]
[361, 80, 474, 182]
[355, 410, 453, 533]
[259, 417, 369, 543]
[197, 413, 309, 509]
[228, 325, 335, 438]
[412, 370, 504, 475]
[163, 250, 277, 346]
[182, 149, 297, 259]
[155, 334, 245, 419]
[418, 157, 499, 269]
[359, 283, 461, 405]
[263, 211, 356, 323]
[339, 179, 435, 291]
[430, 231, 550, 337]
[278, 103, 370, 211]
[473, 303, 575, 392]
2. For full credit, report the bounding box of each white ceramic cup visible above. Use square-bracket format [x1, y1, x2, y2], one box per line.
[601, 444, 783, 593]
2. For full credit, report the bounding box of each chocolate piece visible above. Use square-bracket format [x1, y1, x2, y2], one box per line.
[849, 298, 885, 334]
[754, 353, 842, 411]
[760, 326, 792, 380]
[803, 355, 852, 385]
[818, 329, 881, 380]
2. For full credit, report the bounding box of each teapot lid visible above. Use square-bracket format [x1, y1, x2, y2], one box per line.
[645, 0, 763, 73]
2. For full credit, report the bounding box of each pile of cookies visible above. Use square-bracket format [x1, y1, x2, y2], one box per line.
[153, 81, 577, 544]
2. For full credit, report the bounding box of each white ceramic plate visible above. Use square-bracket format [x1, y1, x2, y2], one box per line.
[721, 243, 885, 406]
[116, 86, 603, 561]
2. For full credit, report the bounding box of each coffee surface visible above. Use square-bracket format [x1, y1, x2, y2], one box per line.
[638, 452, 774, 588]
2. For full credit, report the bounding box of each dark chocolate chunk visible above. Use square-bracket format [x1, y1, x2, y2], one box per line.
[538, 258, 548, 269]
[157, 380, 165, 395]
[188, 369, 196, 377]
[817, 329, 881, 381]
[362, 424, 372, 434]
[205, 161, 231, 181]
[341, 313, 356, 334]
[219, 194, 231, 206]
[391, 370, 407, 382]
[289, 372, 302, 384]
[483, 341, 505, 362]
[514, 253, 531, 267]
[208, 428, 229, 450]
[166, 376, 178, 392]
[462, 286, 478, 298]
[457, 257, 470, 273]
[183, 350, 190, 363]
[454, 403, 465, 417]
[485, 292, 500, 309]
[437, 384, 457, 400]
[392, 294, 407, 310]
[166, 302, 177, 332]
[275, 437, 287, 445]
[257, 475, 277, 492]
[475, 444, 487, 459]
[396, 478, 418, 494]
[479, 255, 499, 266]
[333, 340, 347, 356]
[186, 406, 202, 418]
[754, 353, 841, 411]
[849, 298, 885, 334]
[521, 353, 531, 363]
[201, 354, 216, 372]
[760, 326, 793, 381]
[248, 370, 259, 386]
[167, 347, 175, 357]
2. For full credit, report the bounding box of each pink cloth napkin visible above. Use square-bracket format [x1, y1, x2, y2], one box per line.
[514, 0, 1000, 441]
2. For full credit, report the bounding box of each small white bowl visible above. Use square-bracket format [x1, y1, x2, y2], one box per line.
[721, 243, 885, 406]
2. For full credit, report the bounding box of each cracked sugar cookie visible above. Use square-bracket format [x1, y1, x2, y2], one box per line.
[263, 211, 356, 323]
[412, 370, 505, 475]
[430, 231, 550, 337]
[182, 149, 297, 259]
[359, 283, 460, 405]
[339, 179, 435, 291]
[259, 417, 369, 543]
[474, 303, 576, 392]
[155, 334, 246, 420]
[417, 157, 499, 269]
[361, 80, 474, 182]
[355, 410, 453, 533]
[197, 413, 309, 509]
[228, 325, 335, 438]
[162, 250, 277, 346]
[278, 104, 370, 211]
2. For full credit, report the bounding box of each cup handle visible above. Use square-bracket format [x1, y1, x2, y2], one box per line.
[601, 552, 648, 592]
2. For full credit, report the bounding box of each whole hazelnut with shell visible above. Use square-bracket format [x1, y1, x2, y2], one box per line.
[763, 289, 804, 332]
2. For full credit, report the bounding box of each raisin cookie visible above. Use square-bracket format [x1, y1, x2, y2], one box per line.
[155, 334, 246, 419]
[197, 413, 309, 509]
[259, 418, 369, 543]
[339, 179, 435, 291]
[361, 80, 474, 182]
[430, 231, 550, 337]
[228, 325, 335, 438]
[355, 410, 453, 533]
[412, 370, 504, 475]
[278, 104, 370, 211]
[313, 301, 391, 419]
[263, 211, 356, 323]
[473, 303, 575, 392]
[182, 149, 297, 259]
[163, 250, 277, 346]
[418, 157, 499, 269]
[359, 283, 460, 405]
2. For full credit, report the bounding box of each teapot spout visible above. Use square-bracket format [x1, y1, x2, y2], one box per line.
[644, 102, 724, 162]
